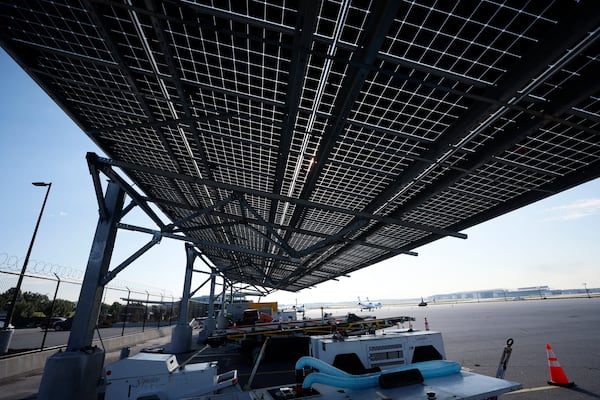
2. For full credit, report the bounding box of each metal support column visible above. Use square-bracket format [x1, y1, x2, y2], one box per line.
[205, 271, 217, 337]
[216, 278, 228, 329]
[38, 181, 125, 400]
[170, 244, 194, 353]
[180, 245, 194, 323]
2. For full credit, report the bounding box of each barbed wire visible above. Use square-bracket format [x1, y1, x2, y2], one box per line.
[0, 252, 84, 280]
[0, 252, 174, 297]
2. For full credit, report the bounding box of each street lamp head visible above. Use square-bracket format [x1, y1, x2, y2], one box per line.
[32, 181, 51, 186]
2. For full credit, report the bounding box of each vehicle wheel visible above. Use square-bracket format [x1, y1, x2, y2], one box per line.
[54, 325, 62, 331]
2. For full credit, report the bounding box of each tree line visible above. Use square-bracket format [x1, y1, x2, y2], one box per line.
[0, 288, 177, 328]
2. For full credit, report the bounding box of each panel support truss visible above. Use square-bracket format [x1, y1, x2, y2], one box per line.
[3, 0, 600, 296]
[87, 153, 466, 240]
[83, 152, 467, 292]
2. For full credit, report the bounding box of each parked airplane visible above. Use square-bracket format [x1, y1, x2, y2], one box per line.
[357, 297, 382, 311]
[292, 304, 305, 313]
[292, 299, 305, 314]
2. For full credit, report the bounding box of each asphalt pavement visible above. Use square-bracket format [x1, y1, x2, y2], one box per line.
[1, 297, 599, 399]
[8, 323, 171, 351]
[0, 329, 174, 400]
[305, 297, 600, 400]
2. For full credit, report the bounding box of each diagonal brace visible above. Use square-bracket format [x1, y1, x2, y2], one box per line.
[296, 219, 369, 258]
[87, 152, 167, 230]
[164, 194, 237, 233]
[87, 159, 108, 220]
[90, 154, 466, 238]
[101, 232, 162, 285]
[237, 194, 298, 258]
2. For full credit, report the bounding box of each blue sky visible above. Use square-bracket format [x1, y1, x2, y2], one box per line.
[1, 49, 599, 306]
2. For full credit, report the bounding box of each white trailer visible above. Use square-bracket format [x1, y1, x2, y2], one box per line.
[104, 353, 239, 400]
[310, 328, 446, 373]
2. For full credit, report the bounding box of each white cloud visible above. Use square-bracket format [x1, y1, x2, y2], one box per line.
[545, 198, 600, 221]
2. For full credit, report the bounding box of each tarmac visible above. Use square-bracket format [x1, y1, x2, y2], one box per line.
[1, 297, 599, 400]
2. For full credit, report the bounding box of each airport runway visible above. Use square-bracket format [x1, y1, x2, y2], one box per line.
[1, 297, 599, 399]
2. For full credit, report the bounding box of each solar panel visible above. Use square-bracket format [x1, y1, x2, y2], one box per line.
[1, 0, 599, 293]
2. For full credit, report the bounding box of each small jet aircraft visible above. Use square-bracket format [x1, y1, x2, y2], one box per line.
[292, 304, 305, 313]
[292, 299, 305, 314]
[358, 297, 382, 311]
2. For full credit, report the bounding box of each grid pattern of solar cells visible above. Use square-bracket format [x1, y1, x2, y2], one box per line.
[1, 0, 599, 293]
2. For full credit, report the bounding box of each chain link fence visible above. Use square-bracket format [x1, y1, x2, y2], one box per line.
[0, 252, 182, 353]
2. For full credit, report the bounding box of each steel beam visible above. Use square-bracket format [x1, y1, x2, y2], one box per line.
[238, 195, 297, 258]
[269, 0, 320, 218]
[84, 0, 197, 213]
[170, 243, 195, 353]
[68, 181, 125, 350]
[180, 244, 195, 323]
[116, 222, 301, 262]
[165, 194, 237, 233]
[90, 153, 465, 238]
[101, 232, 162, 286]
[400, 158, 600, 256]
[38, 181, 125, 400]
[301, 2, 600, 273]
[285, 1, 402, 235]
[88, 153, 167, 230]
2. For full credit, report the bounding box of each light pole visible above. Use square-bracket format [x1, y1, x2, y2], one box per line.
[583, 283, 591, 298]
[0, 182, 52, 353]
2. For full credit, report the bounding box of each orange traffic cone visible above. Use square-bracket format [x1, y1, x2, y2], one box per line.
[546, 343, 574, 387]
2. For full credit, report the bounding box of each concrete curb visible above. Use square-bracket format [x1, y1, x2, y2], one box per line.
[0, 326, 172, 381]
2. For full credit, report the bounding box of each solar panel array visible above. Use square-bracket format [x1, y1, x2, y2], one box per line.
[2, 0, 599, 293]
